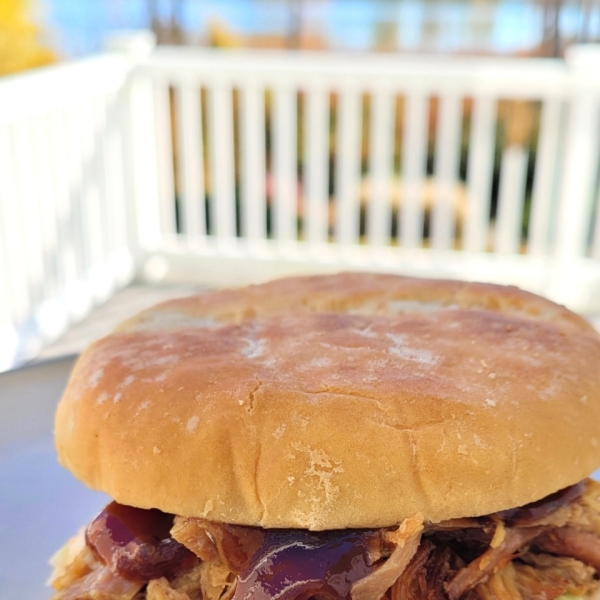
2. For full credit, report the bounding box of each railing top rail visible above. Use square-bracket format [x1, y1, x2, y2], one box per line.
[0, 54, 132, 126]
[138, 46, 600, 97]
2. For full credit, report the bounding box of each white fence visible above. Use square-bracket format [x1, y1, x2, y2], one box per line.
[1, 34, 600, 369]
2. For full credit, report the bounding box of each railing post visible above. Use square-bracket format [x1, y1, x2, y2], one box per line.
[104, 31, 161, 260]
[546, 45, 600, 308]
[554, 45, 600, 261]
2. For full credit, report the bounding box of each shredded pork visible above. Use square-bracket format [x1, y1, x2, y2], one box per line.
[146, 578, 192, 600]
[351, 515, 423, 600]
[51, 480, 600, 600]
[445, 526, 547, 599]
[51, 563, 143, 600]
[535, 527, 600, 572]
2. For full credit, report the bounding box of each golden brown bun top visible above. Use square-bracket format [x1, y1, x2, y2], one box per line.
[117, 272, 593, 334]
[55, 273, 600, 530]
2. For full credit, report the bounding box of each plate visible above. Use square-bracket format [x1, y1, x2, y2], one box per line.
[0, 357, 108, 600]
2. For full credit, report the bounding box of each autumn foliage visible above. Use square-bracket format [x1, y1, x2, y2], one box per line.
[0, 0, 55, 76]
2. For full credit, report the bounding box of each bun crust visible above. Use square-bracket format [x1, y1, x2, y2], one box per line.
[117, 272, 593, 334]
[55, 274, 600, 529]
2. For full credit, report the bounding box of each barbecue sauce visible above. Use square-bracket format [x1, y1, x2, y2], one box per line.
[231, 529, 380, 600]
[86, 501, 197, 582]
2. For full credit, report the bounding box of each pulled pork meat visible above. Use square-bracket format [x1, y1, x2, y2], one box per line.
[51, 479, 600, 600]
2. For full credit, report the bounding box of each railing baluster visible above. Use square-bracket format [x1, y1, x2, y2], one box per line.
[154, 79, 177, 240]
[240, 83, 267, 245]
[0, 126, 29, 327]
[495, 144, 529, 254]
[367, 91, 394, 248]
[32, 116, 62, 310]
[464, 96, 497, 252]
[175, 82, 206, 242]
[0, 217, 15, 369]
[95, 98, 117, 300]
[80, 101, 109, 302]
[431, 95, 462, 251]
[126, 75, 162, 253]
[272, 86, 298, 245]
[334, 88, 362, 246]
[304, 86, 330, 246]
[64, 104, 93, 316]
[592, 186, 600, 259]
[554, 94, 600, 259]
[0, 193, 18, 367]
[49, 109, 84, 319]
[30, 113, 74, 339]
[400, 93, 429, 248]
[13, 122, 43, 311]
[528, 98, 562, 256]
[102, 92, 133, 284]
[207, 82, 236, 247]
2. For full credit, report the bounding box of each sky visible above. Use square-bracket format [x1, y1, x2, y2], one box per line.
[35, 0, 598, 58]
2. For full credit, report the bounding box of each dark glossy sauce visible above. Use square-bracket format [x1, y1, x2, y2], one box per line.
[232, 529, 379, 600]
[496, 482, 585, 525]
[86, 502, 197, 582]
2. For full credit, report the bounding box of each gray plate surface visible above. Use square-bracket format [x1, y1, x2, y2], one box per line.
[0, 357, 108, 600]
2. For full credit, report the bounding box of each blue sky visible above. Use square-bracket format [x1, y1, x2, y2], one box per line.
[39, 0, 596, 58]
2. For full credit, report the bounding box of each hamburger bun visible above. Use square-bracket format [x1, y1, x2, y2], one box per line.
[54, 273, 600, 530]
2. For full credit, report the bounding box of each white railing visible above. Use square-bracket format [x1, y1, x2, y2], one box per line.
[134, 44, 600, 303]
[0, 40, 146, 369]
[1, 35, 600, 369]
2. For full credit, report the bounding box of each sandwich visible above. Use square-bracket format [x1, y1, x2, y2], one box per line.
[49, 273, 600, 600]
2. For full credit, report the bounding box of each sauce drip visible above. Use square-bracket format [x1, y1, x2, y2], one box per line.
[232, 529, 380, 600]
[86, 502, 197, 582]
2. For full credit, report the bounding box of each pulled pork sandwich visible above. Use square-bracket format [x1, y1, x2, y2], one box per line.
[50, 273, 600, 600]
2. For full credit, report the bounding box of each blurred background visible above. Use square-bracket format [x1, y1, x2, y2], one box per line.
[6, 0, 600, 62]
[1, 0, 600, 371]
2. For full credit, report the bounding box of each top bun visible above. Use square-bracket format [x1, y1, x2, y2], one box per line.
[55, 274, 600, 530]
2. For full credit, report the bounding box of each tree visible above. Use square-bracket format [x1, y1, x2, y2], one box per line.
[146, 0, 185, 44]
[0, 0, 55, 76]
